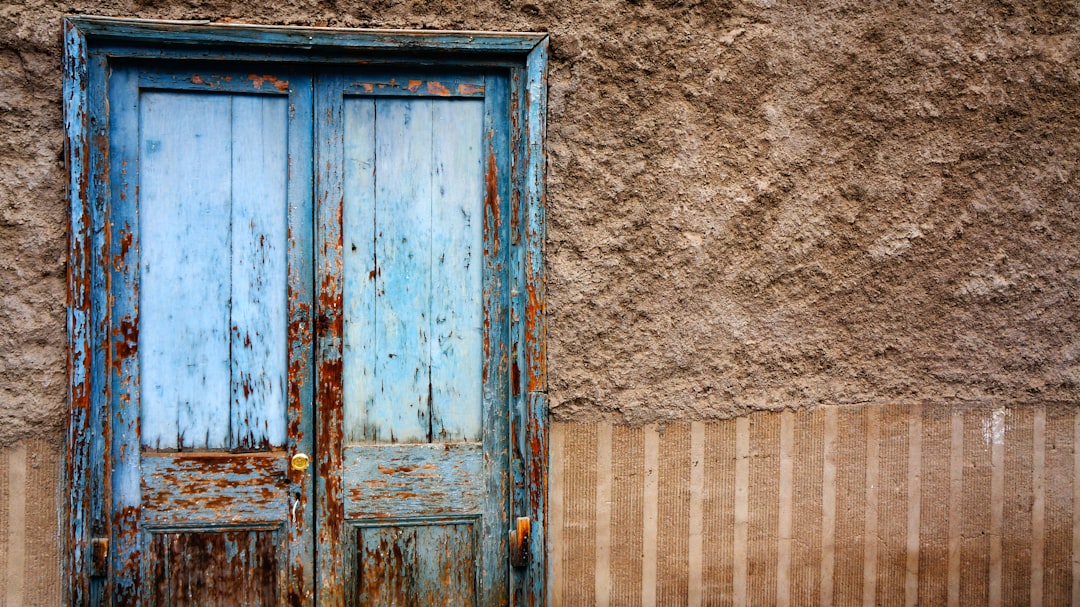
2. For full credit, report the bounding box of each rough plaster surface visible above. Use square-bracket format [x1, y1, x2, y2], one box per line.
[0, 0, 1077, 442]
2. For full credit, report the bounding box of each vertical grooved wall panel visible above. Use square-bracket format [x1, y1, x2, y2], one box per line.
[919, 406, 951, 606]
[1044, 407, 1073, 604]
[9, 406, 1080, 603]
[1004, 407, 1033, 606]
[961, 408, 992, 605]
[833, 407, 866, 607]
[656, 424, 691, 606]
[703, 419, 736, 606]
[792, 408, 823, 606]
[561, 422, 597, 606]
[877, 405, 909, 607]
[747, 415, 779, 607]
[610, 425, 644, 607]
[1, 438, 62, 607]
[24, 439, 61, 604]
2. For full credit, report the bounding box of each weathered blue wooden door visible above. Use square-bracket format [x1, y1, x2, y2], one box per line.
[104, 63, 512, 605]
[313, 70, 513, 606]
[105, 64, 316, 605]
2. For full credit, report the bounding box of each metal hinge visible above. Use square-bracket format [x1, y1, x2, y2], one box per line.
[89, 537, 109, 578]
[509, 516, 530, 568]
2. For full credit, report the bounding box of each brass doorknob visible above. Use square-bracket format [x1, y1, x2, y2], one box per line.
[290, 453, 310, 471]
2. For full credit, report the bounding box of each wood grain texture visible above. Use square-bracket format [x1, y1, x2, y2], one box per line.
[1044, 406, 1073, 604]
[703, 419, 736, 606]
[354, 523, 477, 607]
[343, 443, 484, 518]
[748, 415, 780, 607]
[229, 94, 289, 451]
[792, 408, 823, 607]
[961, 408, 992, 606]
[139, 91, 233, 450]
[146, 529, 281, 606]
[428, 97, 485, 442]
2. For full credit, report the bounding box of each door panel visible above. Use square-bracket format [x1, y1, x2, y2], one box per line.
[146, 528, 283, 605]
[355, 522, 478, 606]
[106, 64, 314, 605]
[342, 95, 485, 443]
[139, 91, 289, 451]
[321, 70, 512, 606]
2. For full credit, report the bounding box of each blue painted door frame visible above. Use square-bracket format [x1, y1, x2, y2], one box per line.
[65, 17, 548, 607]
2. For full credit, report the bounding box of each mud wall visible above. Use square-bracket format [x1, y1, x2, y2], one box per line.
[0, 0, 1077, 603]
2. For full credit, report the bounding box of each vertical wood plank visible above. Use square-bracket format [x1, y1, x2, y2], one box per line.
[734, 417, 750, 607]
[564, 423, 598, 606]
[108, 64, 143, 606]
[834, 407, 866, 607]
[989, 409, 1006, 607]
[703, 419, 737, 606]
[820, 407, 838, 607]
[960, 408, 991, 606]
[905, 404, 922, 607]
[429, 98, 485, 441]
[548, 423, 566, 607]
[139, 91, 232, 450]
[230, 94, 289, 450]
[861, 406, 880, 607]
[918, 406, 951, 606]
[314, 70, 347, 606]
[876, 406, 910, 607]
[4, 443, 26, 607]
[688, 421, 706, 607]
[777, 411, 794, 607]
[371, 97, 433, 443]
[342, 96, 378, 444]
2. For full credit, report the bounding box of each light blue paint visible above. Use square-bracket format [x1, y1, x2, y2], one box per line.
[229, 95, 289, 451]
[139, 91, 233, 450]
[140, 92, 289, 451]
[343, 94, 485, 445]
[429, 97, 485, 442]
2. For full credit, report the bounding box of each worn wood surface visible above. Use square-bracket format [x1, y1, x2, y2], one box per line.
[66, 19, 548, 605]
[354, 522, 478, 607]
[139, 91, 288, 451]
[146, 529, 281, 606]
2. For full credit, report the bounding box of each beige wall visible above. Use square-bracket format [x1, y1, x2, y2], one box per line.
[549, 405, 1077, 606]
[0, 437, 62, 606]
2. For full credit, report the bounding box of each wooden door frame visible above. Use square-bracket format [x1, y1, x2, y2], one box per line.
[64, 16, 548, 606]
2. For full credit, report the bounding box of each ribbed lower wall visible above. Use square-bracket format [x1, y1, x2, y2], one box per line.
[2, 405, 1077, 606]
[0, 436, 62, 607]
[549, 404, 1079, 607]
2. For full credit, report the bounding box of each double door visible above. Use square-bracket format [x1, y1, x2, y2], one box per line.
[104, 62, 514, 605]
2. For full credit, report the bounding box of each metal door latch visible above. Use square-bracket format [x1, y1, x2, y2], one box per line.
[509, 516, 530, 568]
[89, 537, 109, 578]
